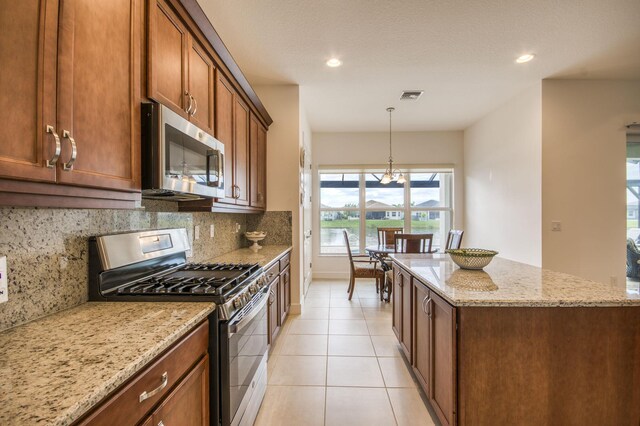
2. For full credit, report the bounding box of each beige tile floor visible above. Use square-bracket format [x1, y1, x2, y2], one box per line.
[256, 279, 439, 426]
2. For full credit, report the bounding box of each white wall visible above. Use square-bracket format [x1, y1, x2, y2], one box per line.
[255, 85, 304, 313]
[312, 131, 464, 278]
[541, 80, 640, 284]
[463, 83, 542, 266]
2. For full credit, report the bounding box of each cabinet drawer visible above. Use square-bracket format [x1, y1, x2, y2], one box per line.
[265, 261, 280, 284]
[279, 252, 291, 270]
[78, 320, 208, 426]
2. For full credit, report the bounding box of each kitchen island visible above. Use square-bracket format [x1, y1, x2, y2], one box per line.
[390, 253, 640, 426]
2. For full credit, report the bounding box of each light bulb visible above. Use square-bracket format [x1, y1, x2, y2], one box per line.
[515, 53, 535, 64]
[397, 174, 406, 184]
[381, 173, 391, 184]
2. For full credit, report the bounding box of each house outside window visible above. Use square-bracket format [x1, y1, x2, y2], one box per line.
[319, 169, 454, 255]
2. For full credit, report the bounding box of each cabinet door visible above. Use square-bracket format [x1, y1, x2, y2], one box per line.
[233, 96, 250, 206]
[215, 72, 235, 202]
[400, 269, 412, 361]
[249, 114, 266, 209]
[392, 265, 402, 340]
[56, 0, 141, 191]
[152, 355, 209, 426]
[413, 281, 431, 394]
[268, 278, 280, 344]
[280, 265, 290, 324]
[148, 0, 189, 118]
[430, 292, 456, 426]
[187, 36, 214, 135]
[0, 0, 58, 183]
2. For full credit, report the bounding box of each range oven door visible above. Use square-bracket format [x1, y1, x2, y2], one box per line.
[220, 289, 269, 426]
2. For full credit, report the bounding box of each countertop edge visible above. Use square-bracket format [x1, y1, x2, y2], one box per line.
[58, 303, 215, 426]
[390, 255, 640, 308]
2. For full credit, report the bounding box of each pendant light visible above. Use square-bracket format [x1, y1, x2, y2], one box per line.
[381, 107, 405, 185]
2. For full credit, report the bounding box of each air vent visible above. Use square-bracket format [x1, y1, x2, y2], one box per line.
[400, 90, 424, 101]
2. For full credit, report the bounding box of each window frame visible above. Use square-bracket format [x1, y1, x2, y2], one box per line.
[318, 168, 455, 255]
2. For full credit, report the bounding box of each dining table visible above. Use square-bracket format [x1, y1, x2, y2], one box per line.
[365, 243, 438, 301]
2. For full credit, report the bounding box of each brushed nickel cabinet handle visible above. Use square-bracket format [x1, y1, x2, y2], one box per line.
[62, 130, 77, 171]
[191, 95, 197, 116]
[426, 297, 432, 318]
[158, 421, 165, 426]
[422, 295, 429, 314]
[139, 372, 168, 402]
[185, 91, 193, 114]
[45, 125, 61, 168]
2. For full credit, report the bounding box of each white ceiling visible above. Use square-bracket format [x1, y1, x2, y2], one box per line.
[196, 0, 640, 132]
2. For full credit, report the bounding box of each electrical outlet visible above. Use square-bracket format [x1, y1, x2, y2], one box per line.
[194, 225, 200, 240]
[235, 223, 241, 233]
[0, 256, 7, 304]
[210, 224, 215, 238]
[551, 221, 561, 232]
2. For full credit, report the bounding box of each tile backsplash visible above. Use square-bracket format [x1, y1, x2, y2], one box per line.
[0, 203, 291, 331]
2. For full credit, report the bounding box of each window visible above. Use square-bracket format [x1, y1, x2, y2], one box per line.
[319, 170, 454, 254]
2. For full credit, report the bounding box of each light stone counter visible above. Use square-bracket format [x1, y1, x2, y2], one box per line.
[209, 245, 292, 268]
[390, 253, 640, 307]
[0, 302, 215, 426]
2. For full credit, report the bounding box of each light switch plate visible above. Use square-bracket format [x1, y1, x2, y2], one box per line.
[0, 256, 7, 303]
[551, 221, 562, 232]
[194, 225, 200, 240]
[210, 224, 215, 238]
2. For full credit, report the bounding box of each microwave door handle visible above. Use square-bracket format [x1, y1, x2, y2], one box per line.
[206, 149, 220, 187]
[218, 150, 224, 189]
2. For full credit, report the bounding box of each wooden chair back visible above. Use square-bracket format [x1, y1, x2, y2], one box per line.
[377, 227, 403, 246]
[395, 233, 433, 253]
[445, 229, 464, 250]
[343, 230, 356, 269]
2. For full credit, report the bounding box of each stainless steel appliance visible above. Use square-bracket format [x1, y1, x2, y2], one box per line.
[88, 228, 268, 426]
[141, 103, 225, 201]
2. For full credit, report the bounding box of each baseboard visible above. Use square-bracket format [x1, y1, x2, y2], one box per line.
[312, 272, 349, 280]
[289, 303, 302, 315]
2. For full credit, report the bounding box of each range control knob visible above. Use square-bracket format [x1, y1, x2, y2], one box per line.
[234, 298, 243, 309]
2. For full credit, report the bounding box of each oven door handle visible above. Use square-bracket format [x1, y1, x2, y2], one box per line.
[229, 290, 268, 336]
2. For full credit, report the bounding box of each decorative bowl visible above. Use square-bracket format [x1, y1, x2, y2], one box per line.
[446, 248, 498, 270]
[245, 231, 267, 250]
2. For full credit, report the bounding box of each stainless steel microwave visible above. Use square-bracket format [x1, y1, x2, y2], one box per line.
[141, 103, 224, 201]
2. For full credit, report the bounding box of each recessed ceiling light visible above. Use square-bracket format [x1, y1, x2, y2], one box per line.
[515, 53, 535, 64]
[326, 58, 342, 67]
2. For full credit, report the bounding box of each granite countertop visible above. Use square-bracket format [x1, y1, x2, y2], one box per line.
[0, 302, 215, 426]
[209, 245, 292, 268]
[391, 253, 640, 307]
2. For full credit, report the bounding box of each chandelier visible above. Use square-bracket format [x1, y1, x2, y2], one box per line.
[381, 107, 406, 184]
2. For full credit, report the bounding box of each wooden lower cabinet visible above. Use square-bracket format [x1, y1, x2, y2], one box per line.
[148, 355, 209, 426]
[429, 290, 456, 426]
[77, 321, 208, 426]
[267, 277, 281, 344]
[266, 250, 292, 348]
[393, 265, 456, 426]
[412, 280, 430, 393]
[280, 265, 291, 324]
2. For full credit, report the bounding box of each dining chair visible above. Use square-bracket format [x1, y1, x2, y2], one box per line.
[445, 229, 464, 250]
[395, 233, 434, 253]
[343, 230, 385, 300]
[377, 227, 404, 246]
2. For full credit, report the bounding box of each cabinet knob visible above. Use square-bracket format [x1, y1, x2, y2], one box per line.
[45, 125, 61, 168]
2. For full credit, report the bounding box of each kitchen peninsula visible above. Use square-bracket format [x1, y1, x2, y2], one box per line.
[390, 253, 640, 426]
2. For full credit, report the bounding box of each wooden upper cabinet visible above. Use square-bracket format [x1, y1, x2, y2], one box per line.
[233, 97, 250, 206]
[0, 0, 58, 183]
[187, 37, 214, 135]
[55, 0, 141, 191]
[148, 0, 188, 118]
[215, 71, 234, 201]
[148, 0, 215, 134]
[250, 113, 267, 209]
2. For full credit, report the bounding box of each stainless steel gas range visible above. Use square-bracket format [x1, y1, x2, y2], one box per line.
[88, 228, 269, 426]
